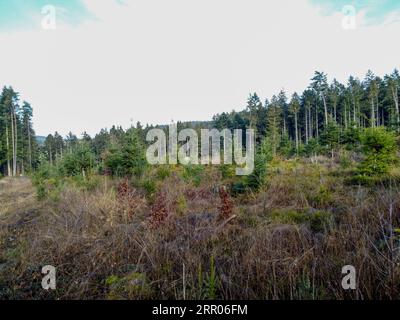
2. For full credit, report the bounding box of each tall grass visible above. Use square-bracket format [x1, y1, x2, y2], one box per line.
[1, 160, 399, 300]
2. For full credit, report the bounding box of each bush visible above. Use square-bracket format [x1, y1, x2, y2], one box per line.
[342, 126, 362, 150]
[245, 151, 268, 191]
[357, 127, 397, 176]
[182, 164, 204, 186]
[32, 164, 63, 200]
[61, 144, 95, 177]
[104, 130, 147, 177]
[303, 138, 321, 157]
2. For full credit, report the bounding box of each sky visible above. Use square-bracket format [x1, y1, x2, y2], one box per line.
[0, 0, 399, 137]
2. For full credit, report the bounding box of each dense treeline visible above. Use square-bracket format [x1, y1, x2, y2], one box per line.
[213, 69, 400, 156]
[1, 69, 399, 179]
[0, 87, 39, 177]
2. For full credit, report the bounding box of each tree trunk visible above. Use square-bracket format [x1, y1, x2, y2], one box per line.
[10, 111, 16, 177]
[315, 106, 319, 139]
[14, 110, 18, 176]
[376, 96, 379, 127]
[392, 86, 400, 131]
[334, 102, 337, 123]
[6, 124, 11, 177]
[28, 120, 32, 169]
[295, 112, 299, 153]
[322, 94, 328, 126]
[283, 116, 286, 136]
[371, 99, 375, 128]
[305, 106, 308, 144]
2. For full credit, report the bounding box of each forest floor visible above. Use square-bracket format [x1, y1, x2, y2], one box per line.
[0, 160, 400, 299]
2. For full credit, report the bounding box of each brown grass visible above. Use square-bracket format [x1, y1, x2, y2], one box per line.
[0, 162, 400, 300]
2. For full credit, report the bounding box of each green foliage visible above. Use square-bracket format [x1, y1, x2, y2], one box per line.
[357, 127, 397, 177]
[182, 164, 204, 186]
[155, 166, 171, 181]
[105, 272, 152, 300]
[141, 179, 157, 198]
[205, 255, 218, 300]
[278, 133, 293, 157]
[320, 120, 340, 155]
[270, 209, 333, 233]
[339, 152, 353, 170]
[32, 165, 63, 201]
[246, 151, 268, 192]
[342, 126, 362, 150]
[303, 138, 321, 157]
[219, 164, 236, 180]
[61, 143, 95, 177]
[104, 129, 147, 177]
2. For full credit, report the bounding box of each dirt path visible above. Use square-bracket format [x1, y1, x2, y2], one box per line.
[0, 177, 38, 218]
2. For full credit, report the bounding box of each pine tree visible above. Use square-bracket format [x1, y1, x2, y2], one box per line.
[311, 71, 329, 127]
[289, 93, 301, 153]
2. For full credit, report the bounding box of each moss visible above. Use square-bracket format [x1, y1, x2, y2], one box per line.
[106, 272, 152, 300]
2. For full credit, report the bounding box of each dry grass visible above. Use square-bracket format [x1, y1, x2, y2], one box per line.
[0, 177, 38, 217]
[0, 162, 400, 300]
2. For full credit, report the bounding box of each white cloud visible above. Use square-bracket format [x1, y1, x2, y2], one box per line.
[0, 0, 399, 136]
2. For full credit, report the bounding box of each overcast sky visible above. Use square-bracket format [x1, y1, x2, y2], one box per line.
[0, 0, 399, 136]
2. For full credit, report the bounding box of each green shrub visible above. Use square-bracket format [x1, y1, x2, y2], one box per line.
[104, 130, 147, 177]
[303, 138, 321, 157]
[32, 164, 63, 200]
[270, 209, 333, 233]
[61, 144, 95, 177]
[155, 166, 171, 181]
[357, 127, 397, 177]
[182, 164, 204, 186]
[141, 179, 157, 198]
[245, 151, 268, 192]
[342, 126, 362, 150]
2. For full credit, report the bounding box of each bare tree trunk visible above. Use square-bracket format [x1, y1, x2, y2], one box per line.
[272, 116, 276, 157]
[334, 103, 337, 123]
[10, 111, 16, 177]
[6, 124, 11, 177]
[322, 94, 328, 126]
[295, 111, 299, 153]
[315, 106, 319, 139]
[392, 86, 400, 132]
[308, 107, 312, 139]
[283, 116, 286, 136]
[371, 99, 375, 128]
[28, 120, 32, 169]
[376, 96, 379, 127]
[14, 110, 18, 176]
[305, 106, 309, 144]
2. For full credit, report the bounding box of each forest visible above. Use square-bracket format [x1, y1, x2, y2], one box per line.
[0, 69, 400, 299]
[2, 69, 400, 179]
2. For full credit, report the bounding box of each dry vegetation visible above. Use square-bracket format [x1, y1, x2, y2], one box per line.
[1, 159, 400, 300]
